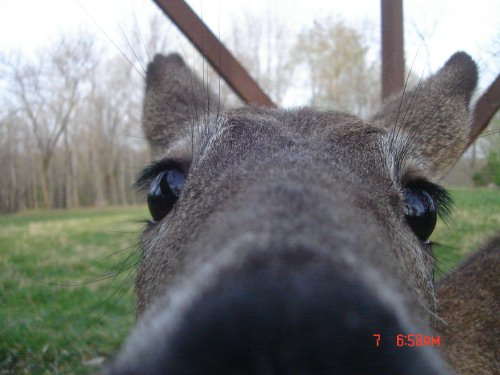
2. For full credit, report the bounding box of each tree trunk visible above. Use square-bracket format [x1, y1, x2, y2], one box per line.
[71, 148, 80, 207]
[117, 155, 128, 205]
[93, 149, 108, 207]
[31, 166, 39, 210]
[40, 157, 52, 209]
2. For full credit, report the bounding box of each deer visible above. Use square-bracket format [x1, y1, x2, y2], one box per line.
[102, 51, 499, 374]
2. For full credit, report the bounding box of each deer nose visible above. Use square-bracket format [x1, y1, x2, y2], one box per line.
[112, 249, 450, 375]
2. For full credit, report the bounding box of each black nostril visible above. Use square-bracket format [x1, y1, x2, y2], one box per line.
[143, 250, 449, 375]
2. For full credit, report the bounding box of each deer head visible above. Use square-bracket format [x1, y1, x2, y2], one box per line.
[106, 51, 478, 374]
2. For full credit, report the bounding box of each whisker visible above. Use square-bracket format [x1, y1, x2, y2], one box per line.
[76, 265, 137, 338]
[131, 2, 152, 64]
[75, 0, 145, 79]
[440, 129, 500, 152]
[113, 10, 146, 74]
[388, 44, 423, 151]
[37, 242, 140, 287]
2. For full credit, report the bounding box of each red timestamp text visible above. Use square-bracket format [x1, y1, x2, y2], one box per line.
[372, 333, 441, 347]
[396, 334, 440, 347]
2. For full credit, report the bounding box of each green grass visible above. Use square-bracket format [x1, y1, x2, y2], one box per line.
[0, 206, 148, 374]
[0, 188, 499, 374]
[432, 188, 500, 277]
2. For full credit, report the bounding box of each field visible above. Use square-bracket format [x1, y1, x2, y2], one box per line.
[1, 188, 499, 374]
[0, 206, 148, 374]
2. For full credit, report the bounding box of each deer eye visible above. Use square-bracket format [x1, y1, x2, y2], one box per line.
[403, 186, 437, 242]
[147, 168, 186, 223]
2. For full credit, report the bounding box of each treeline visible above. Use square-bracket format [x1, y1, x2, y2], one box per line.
[0, 13, 384, 213]
[0, 35, 149, 212]
[1, 11, 495, 213]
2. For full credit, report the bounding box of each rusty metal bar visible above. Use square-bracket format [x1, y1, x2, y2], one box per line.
[469, 74, 500, 145]
[153, 0, 276, 108]
[381, 0, 404, 100]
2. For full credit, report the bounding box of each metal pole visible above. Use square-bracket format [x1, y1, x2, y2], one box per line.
[470, 74, 500, 145]
[381, 0, 404, 100]
[153, 0, 276, 108]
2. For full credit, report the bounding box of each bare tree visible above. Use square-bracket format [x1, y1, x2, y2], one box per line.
[78, 55, 143, 206]
[225, 10, 294, 106]
[290, 17, 380, 117]
[0, 111, 23, 212]
[2, 34, 97, 208]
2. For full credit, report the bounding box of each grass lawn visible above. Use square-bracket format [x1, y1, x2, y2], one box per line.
[0, 188, 499, 374]
[432, 188, 500, 277]
[0, 206, 148, 374]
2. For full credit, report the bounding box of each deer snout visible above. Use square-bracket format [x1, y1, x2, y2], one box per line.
[109, 249, 450, 375]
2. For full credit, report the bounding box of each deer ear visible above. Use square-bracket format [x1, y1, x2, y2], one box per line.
[371, 52, 478, 179]
[143, 53, 220, 159]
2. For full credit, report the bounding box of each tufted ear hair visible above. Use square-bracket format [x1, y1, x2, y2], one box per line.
[371, 52, 478, 179]
[142, 53, 220, 159]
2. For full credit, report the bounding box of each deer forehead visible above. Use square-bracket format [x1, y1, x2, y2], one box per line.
[160, 107, 418, 187]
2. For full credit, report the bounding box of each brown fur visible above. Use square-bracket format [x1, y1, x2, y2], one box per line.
[436, 234, 500, 374]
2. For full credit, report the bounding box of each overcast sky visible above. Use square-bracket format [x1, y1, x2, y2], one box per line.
[0, 0, 498, 100]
